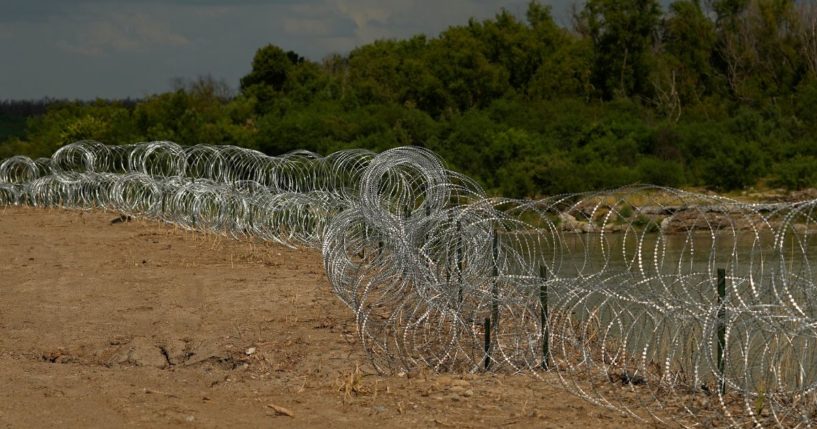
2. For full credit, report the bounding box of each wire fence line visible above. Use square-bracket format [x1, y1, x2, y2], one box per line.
[2, 140, 817, 427]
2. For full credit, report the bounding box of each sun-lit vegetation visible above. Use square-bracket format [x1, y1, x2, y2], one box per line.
[2, 0, 817, 196]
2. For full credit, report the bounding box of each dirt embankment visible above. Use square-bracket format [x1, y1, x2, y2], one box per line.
[0, 207, 650, 428]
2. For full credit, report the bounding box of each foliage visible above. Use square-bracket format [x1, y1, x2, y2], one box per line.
[771, 155, 817, 190]
[0, 115, 27, 142]
[4, 0, 817, 194]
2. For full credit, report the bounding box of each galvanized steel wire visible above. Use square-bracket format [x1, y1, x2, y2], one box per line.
[2, 140, 817, 427]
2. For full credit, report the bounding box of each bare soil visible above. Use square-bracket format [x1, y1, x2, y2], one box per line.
[0, 207, 649, 428]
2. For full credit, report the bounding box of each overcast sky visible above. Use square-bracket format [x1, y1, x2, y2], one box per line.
[0, 0, 586, 100]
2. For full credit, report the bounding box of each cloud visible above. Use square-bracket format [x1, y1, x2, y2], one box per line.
[0, 0, 592, 99]
[327, 0, 540, 47]
[283, 17, 337, 37]
[56, 11, 189, 56]
[334, 0, 399, 41]
[0, 1, 71, 23]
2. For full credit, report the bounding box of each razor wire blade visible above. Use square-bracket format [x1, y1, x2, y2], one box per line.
[2, 140, 817, 427]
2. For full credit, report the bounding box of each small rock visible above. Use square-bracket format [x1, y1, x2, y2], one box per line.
[246, 347, 256, 355]
[558, 213, 580, 231]
[463, 389, 474, 397]
[604, 223, 625, 233]
[580, 222, 596, 233]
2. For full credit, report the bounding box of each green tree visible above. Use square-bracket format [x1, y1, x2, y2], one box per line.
[528, 39, 593, 100]
[466, 9, 540, 90]
[21, 101, 138, 157]
[659, 1, 717, 104]
[134, 77, 254, 147]
[427, 26, 511, 111]
[713, 0, 803, 100]
[345, 37, 448, 114]
[9, 1, 816, 195]
[579, 0, 662, 99]
[772, 155, 817, 189]
[240, 44, 302, 92]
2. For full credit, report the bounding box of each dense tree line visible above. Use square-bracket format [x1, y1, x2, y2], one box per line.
[3, 0, 817, 196]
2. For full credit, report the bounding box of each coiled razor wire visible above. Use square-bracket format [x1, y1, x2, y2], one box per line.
[2, 140, 817, 427]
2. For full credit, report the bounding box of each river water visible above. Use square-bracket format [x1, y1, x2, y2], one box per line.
[493, 229, 817, 393]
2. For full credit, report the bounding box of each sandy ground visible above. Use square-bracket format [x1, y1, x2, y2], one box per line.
[0, 207, 651, 428]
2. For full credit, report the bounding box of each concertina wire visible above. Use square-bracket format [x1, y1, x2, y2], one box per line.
[2, 140, 817, 427]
